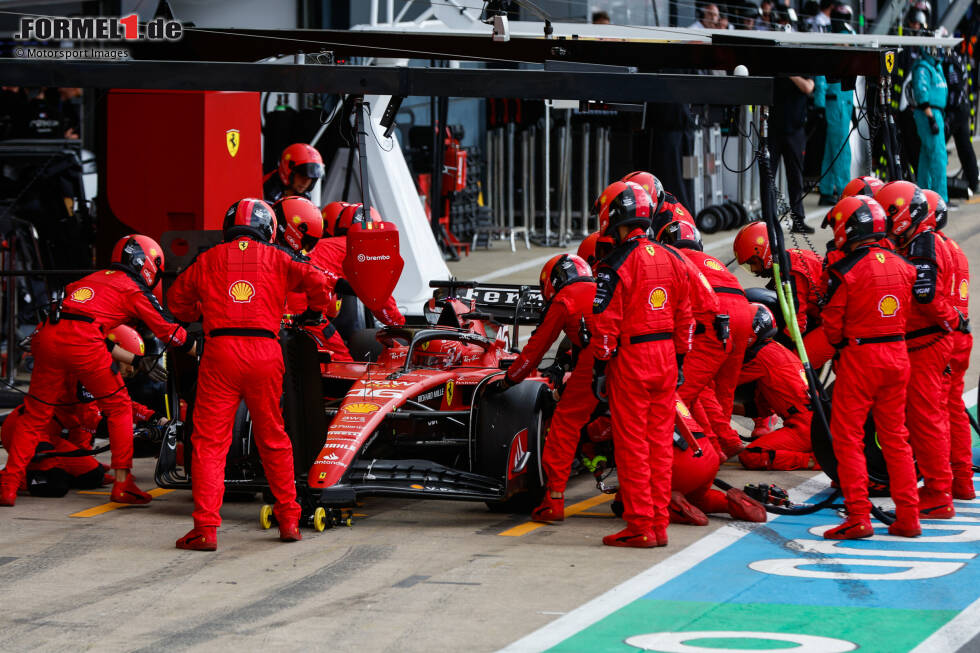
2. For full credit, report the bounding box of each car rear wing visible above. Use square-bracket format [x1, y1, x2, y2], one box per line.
[430, 280, 545, 350]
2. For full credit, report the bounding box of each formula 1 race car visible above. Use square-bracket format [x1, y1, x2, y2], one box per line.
[155, 280, 555, 530]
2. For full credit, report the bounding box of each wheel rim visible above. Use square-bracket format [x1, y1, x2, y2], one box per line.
[313, 507, 326, 532]
[260, 504, 273, 530]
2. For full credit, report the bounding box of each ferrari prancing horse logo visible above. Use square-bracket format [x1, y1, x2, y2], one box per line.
[445, 380, 455, 406]
[226, 129, 240, 157]
[885, 51, 895, 74]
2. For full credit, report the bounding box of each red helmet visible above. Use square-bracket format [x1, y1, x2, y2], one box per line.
[596, 181, 654, 240]
[321, 201, 352, 237]
[412, 338, 463, 370]
[655, 220, 702, 251]
[842, 175, 885, 199]
[277, 143, 324, 187]
[107, 324, 145, 356]
[874, 180, 928, 243]
[111, 235, 164, 288]
[921, 189, 946, 231]
[274, 196, 323, 253]
[748, 302, 777, 346]
[831, 196, 889, 250]
[334, 203, 382, 237]
[577, 232, 601, 265]
[733, 221, 772, 272]
[620, 171, 665, 216]
[223, 198, 277, 243]
[539, 254, 593, 302]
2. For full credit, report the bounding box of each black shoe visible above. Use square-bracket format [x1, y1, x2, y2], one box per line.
[818, 194, 837, 207]
[791, 221, 815, 234]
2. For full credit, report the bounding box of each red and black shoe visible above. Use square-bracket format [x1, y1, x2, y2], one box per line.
[919, 488, 955, 519]
[888, 516, 922, 538]
[279, 522, 302, 542]
[531, 493, 565, 523]
[176, 526, 217, 551]
[602, 527, 660, 548]
[823, 518, 873, 540]
[669, 491, 708, 526]
[110, 474, 153, 505]
[726, 488, 768, 523]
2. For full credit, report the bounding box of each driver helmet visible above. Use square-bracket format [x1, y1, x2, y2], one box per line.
[412, 339, 464, 369]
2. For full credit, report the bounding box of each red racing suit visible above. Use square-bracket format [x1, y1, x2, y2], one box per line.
[506, 280, 596, 494]
[0, 269, 187, 491]
[900, 228, 962, 499]
[676, 249, 753, 455]
[591, 229, 693, 533]
[737, 340, 815, 470]
[822, 244, 919, 522]
[936, 230, 973, 491]
[287, 239, 352, 362]
[167, 236, 329, 529]
[786, 248, 836, 368]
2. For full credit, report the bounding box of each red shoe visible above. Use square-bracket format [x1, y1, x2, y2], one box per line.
[602, 526, 660, 548]
[919, 488, 955, 519]
[888, 517, 922, 538]
[0, 474, 18, 507]
[823, 518, 873, 540]
[279, 521, 302, 542]
[751, 415, 778, 439]
[726, 488, 767, 522]
[953, 478, 976, 501]
[110, 474, 153, 505]
[531, 494, 565, 523]
[669, 491, 708, 526]
[653, 527, 668, 547]
[176, 526, 217, 551]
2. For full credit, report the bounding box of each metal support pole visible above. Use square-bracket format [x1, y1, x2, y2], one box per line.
[521, 128, 530, 237]
[602, 127, 610, 197]
[497, 128, 506, 231]
[581, 121, 591, 236]
[561, 108, 573, 246]
[507, 121, 516, 252]
[528, 125, 537, 236]
[594, 125, 605, 216]
[6, 231, 16, 385]
[355, 97, 372, 214]
[544, 100, 551, 245]
[485, 126, 494, 220]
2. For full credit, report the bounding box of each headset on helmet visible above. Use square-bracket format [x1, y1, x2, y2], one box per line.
[651, 190, 696, 237]
[274, 196, 323, 253]
[277, 143, 324, 187]
[596, 180, 654, 241]
[874, 180, 928, 243]
[620, 171, 665, 217]
[656, 220, 703, 251]
[733, 221, 773, 272]
[107, 324, 145, 356]
[321, 201, 352, 237]
[539, 254, 593, 302]
[334, 203, 382, 237]
[748, 302, 777, 346]
[921, 189, 946, 231]
[111, 234, 165, 288]
[412, 339, 464, 370]
[831, 196, 889, 250]
[223, 198, 278, 243]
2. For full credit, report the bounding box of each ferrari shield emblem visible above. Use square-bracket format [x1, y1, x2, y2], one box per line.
[885, 51, 895, 74]
[876, 252, 886, 264]
[238, 240, 249, 251]
[226, 129, 240, 157]
[446, 380, 455, 406]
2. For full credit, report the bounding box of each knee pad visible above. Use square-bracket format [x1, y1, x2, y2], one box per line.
[26, 469, 72, 497]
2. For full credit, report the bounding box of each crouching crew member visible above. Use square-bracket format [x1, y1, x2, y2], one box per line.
[167, 199, 329, 551]
[0, 235, 192, 507]
[737, 304, 818, 471]
[500, 253, 596, 523]
[590, 180, 693, 548]
[821, 196, 921, 539]
[877, 181, 964, 519]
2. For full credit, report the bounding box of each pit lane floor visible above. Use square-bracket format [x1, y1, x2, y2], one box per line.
[1, 195, 979, 652]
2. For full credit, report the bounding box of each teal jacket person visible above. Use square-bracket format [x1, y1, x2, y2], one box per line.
[815, 76, 854, 199]
[911, 51, 949, 200]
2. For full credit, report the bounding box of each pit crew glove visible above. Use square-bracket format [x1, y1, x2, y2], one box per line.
[538, 362, 565, 388]
[928, 114, 940, 135]
[956, 309, 971, 334]
[591, 359, 608, 402]
[132, 355, 168, 383]
[297, 308, 323, 325]
[676, 353, 686, 389]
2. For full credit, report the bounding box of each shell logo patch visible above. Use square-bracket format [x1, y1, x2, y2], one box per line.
[675, 400, 691, 418]
[238, 240, 249, 251]
[960, 279, 969, 300]
[70, 287, 95, 303]
[649, 287, 668, 310]
[344, 402, 380, 414]
[704, 259, 724, 271]
[226, 129, 240, 157]
[229, 280, 255, 303]
[876, 252, 886, 264]
[446, 380, 455, 406]
[646, 245, 656, 257]
[878, 294, 899, 317]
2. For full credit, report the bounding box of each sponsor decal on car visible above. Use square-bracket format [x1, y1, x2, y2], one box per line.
[415, 387, 445, 403]
[343, 402, 380, 414]
[446, 380, 456, 406]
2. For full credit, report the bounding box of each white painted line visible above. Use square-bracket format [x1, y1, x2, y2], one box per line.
[498, 474, 830, 653]
[910, 593, 980, 653]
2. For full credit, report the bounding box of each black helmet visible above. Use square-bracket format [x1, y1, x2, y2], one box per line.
[223, 198, 278, 243]
[749, 302, 777, 345]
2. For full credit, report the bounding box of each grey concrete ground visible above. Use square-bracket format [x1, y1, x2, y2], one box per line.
[0, 190, 979, 653]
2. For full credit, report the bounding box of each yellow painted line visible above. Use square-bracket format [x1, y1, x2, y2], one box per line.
[499, 494, 613, 537]
[575, 511, 614, 517]
[76, 490, 110, 496]
[70, 488, 174, 518]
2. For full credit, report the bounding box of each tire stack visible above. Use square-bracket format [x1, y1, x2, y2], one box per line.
[695, 200, 750, 234]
